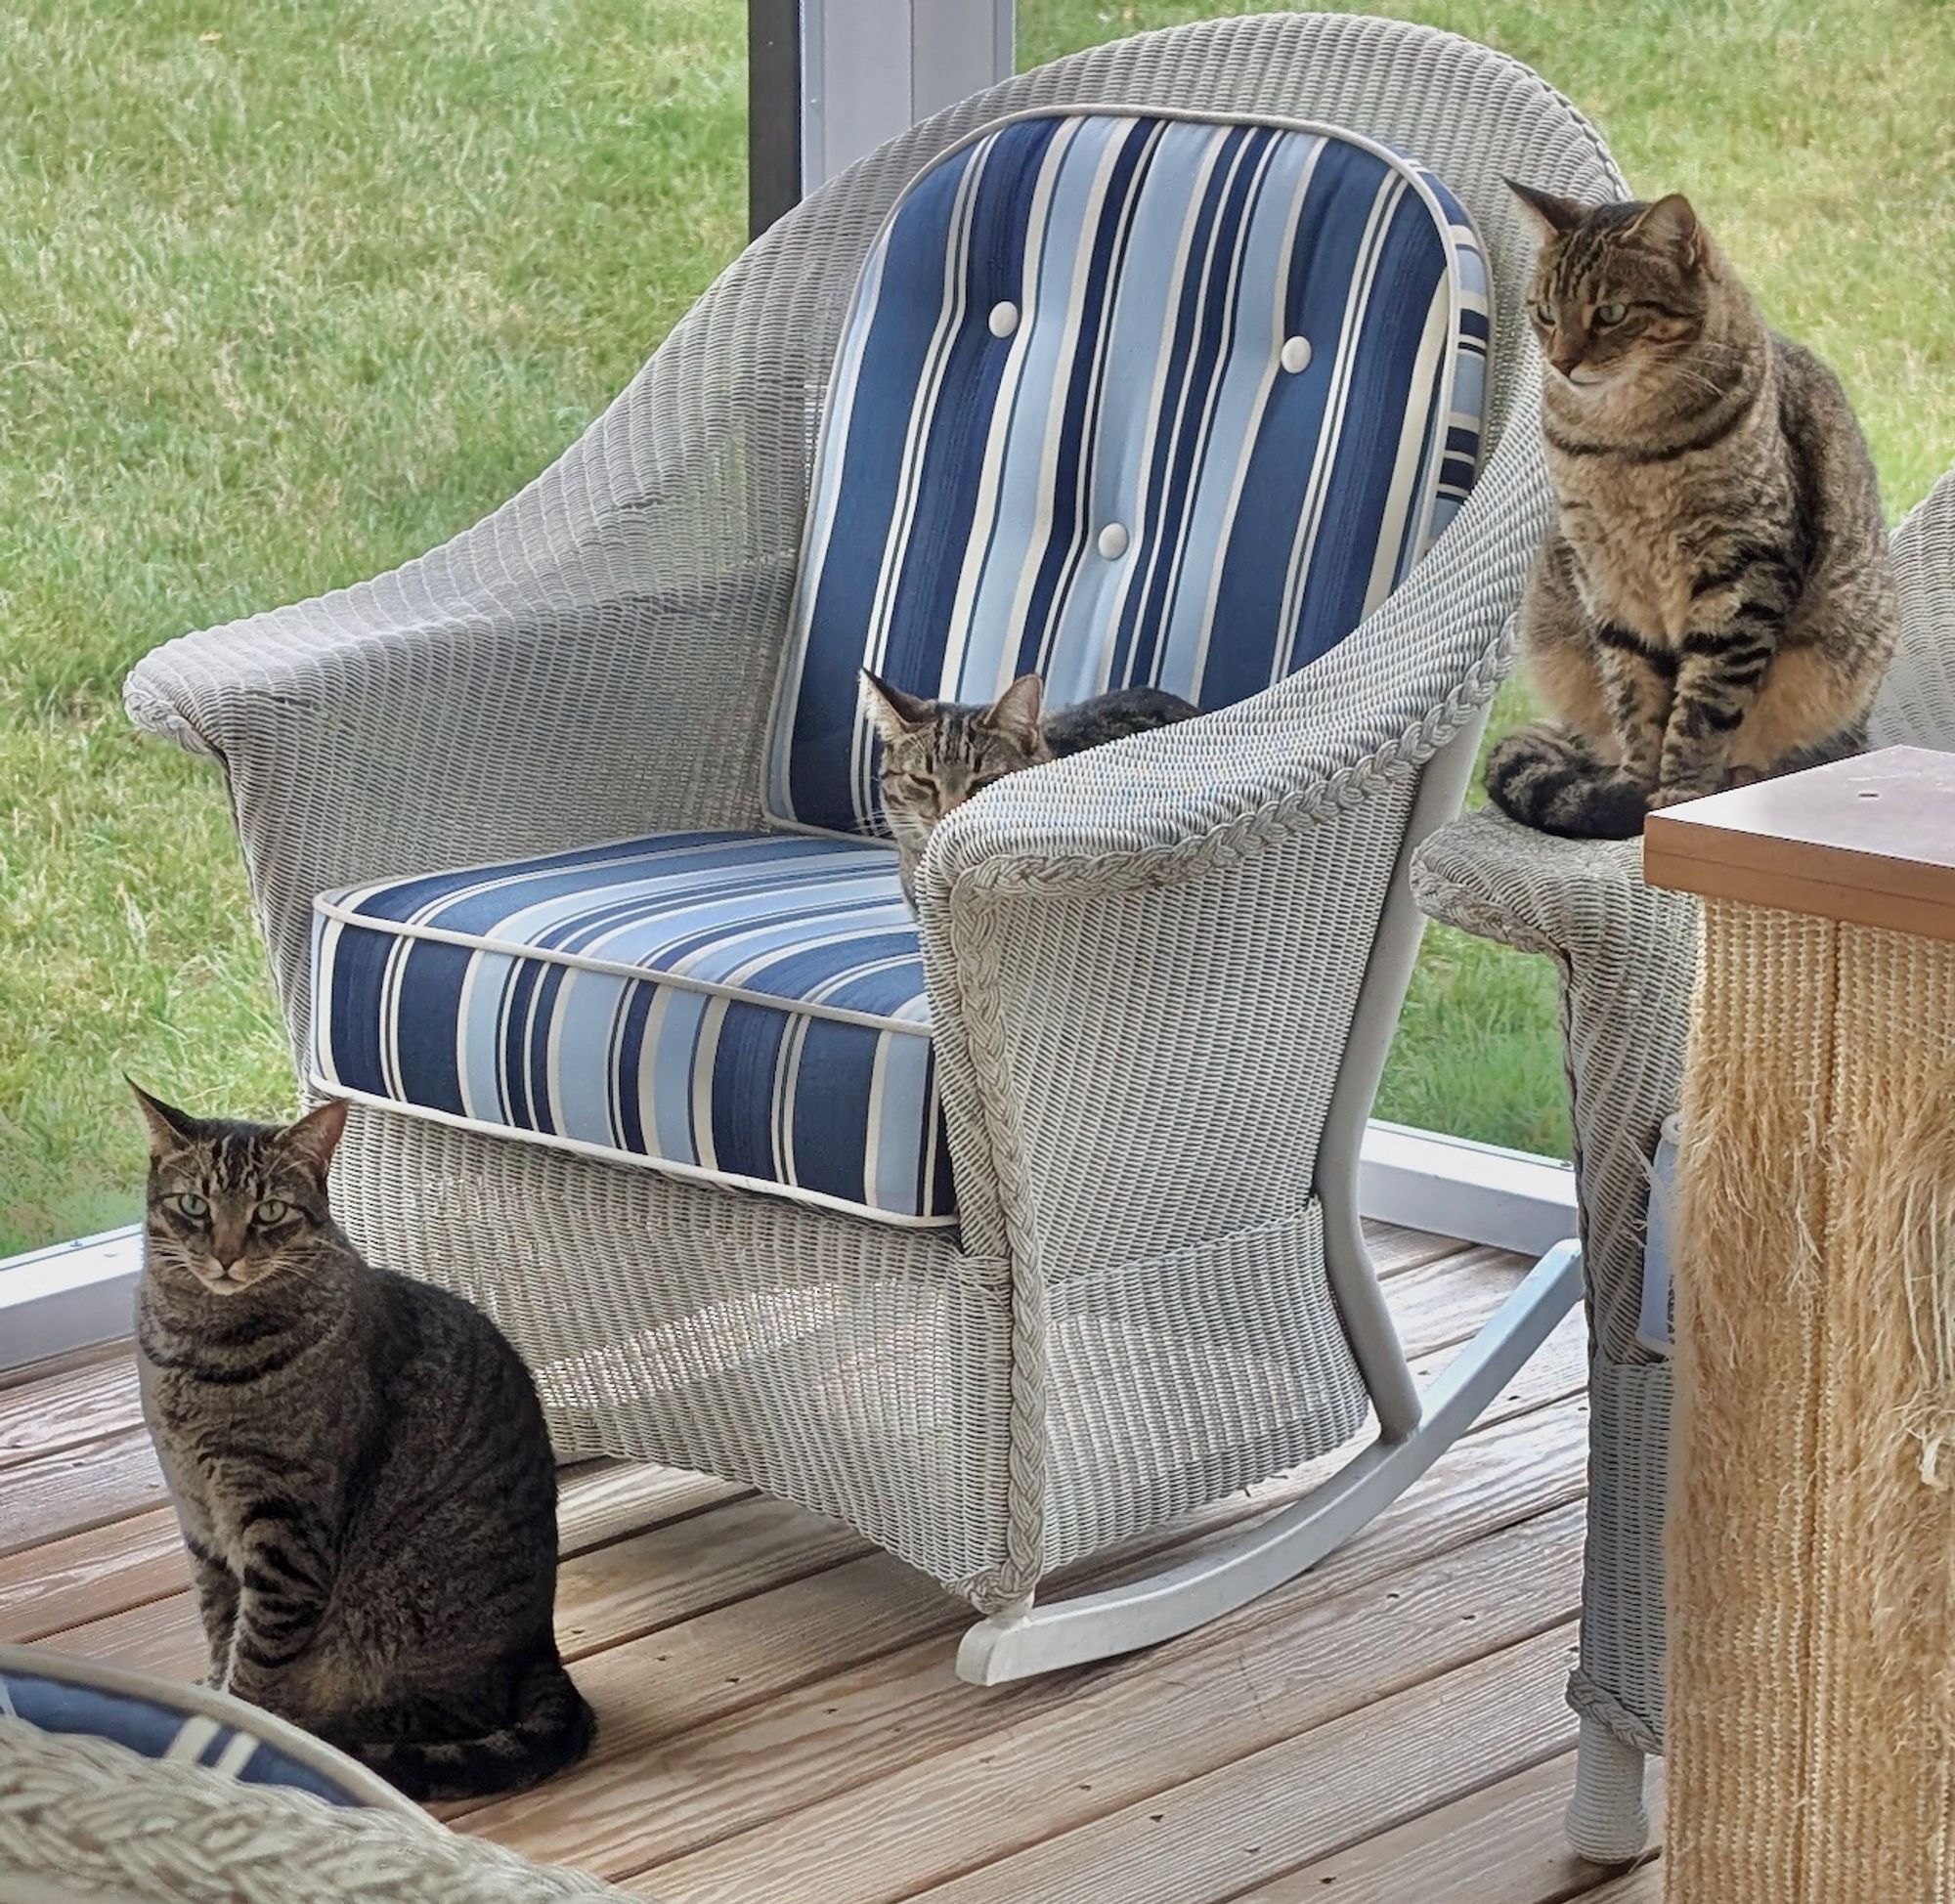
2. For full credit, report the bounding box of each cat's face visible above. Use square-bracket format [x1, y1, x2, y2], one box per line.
[1510, 185, 1715, 394]
[132, 1086, 346, 1297]
[859, 671, 1051, 849]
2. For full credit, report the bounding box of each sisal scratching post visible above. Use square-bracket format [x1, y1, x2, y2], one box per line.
[1647, 748, 1955, 1903]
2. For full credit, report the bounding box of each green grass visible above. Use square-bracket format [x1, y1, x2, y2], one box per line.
[4, 1, 1951, 1252]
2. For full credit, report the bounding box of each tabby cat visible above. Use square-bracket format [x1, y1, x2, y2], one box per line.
[1486, 185, 1896, 838]
[132, 1085, 595, 1801]
[860, 670, 1198, 901]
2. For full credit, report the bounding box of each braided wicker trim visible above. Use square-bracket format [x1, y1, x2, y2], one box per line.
[1405, 864, 1564, 961]
[1568, 1666, 1663, 1755]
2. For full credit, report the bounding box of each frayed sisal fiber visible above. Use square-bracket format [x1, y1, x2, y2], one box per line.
[1667, 899, 1955, 1902]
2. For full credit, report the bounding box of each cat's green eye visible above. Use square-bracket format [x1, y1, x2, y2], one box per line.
[253, 1197, 291, 1226]
[1533, 301, 1556, 327]
[168, 1191, 209, 1220]
[1594, 302, 1628, 326]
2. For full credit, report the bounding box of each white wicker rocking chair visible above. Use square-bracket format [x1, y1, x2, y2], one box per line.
[126, 15, 1624, 1683]
[1412, 460, 1955, 1862]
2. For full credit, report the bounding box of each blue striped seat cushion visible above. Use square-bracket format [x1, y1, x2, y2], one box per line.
[766, 110, 1490, 834]
[312, 833, 952, 1223]
[0, 1653, 403, 1811]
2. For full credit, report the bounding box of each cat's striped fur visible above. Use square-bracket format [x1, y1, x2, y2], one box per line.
[1487, 185, 1896, 839]
[132, 1087, 594, 1801]
[861, 671, 1197, 902]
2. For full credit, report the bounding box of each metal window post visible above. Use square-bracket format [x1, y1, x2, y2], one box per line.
[749, 0, 1016, 238]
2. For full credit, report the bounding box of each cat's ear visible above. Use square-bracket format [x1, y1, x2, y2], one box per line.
[978, 673, 1046, 752]
[859, 670, 932, 744]
[128, 1079, 201, 1156]
[1505, 179, 1586, 239]
[1628, 193, 1702, 269]
[280, 1099, 349, 1180]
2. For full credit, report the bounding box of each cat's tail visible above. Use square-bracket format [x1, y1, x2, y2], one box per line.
[356, 1654, 597, 1803]
[1484, 724, 1649, 841]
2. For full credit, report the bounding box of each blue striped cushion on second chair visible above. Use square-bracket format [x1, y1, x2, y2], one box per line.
[765, 109, 1490, 836]
[312, 833, 953, 1223]
[0, 1646, 419, 1817]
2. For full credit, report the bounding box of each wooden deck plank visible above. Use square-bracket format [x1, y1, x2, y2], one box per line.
[461, 1405, 1589, 1881]
[538, 1499, 1586, 1890]
[0, 1337, 124, 1392]
[37, 1463, 769, 1677]
[1367, 1225, 1482, 1280]
[0, 1451, 740, 1655]
[690, 1625, 1584, 1904]
[554, 1462, 749, 1558]
[0, 1508, 186, 1645]
[1237, 1751, 1610, 1903]
[456, 1548, 958, 1802]
[1380, 1244, 1541, 1356]
[1576, 1868, 1663, 1900]
[556, 1492, 867, 1660]
[0, 1429, 168, 1560]
[0, 1354, 143, 1469]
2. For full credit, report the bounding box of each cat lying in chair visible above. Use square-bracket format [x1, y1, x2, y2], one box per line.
[861, 669, 1197, 904]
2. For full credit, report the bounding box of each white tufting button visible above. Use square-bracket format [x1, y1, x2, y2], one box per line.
[1281, 334, 1312, 373]
[1097, 522, 1129, 559]
[988, 300, 1020, 338]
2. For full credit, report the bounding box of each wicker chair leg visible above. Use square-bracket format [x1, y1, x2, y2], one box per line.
[1566, 1713, 1651, 1865]
[957, 1241, 1583, 1684]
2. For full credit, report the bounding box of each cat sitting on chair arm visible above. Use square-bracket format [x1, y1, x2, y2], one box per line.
[861, 670, 1198, 903]
[1486, 184, 1897, 839]
[131, 1084, 595, 1801]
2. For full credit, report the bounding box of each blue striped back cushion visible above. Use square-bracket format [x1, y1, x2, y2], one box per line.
[765, 111, 1490, 835]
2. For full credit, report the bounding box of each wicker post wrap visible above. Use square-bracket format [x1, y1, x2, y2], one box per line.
[1412, 460, 1955, 1856]
[124, 18, 1627, 1613]
[0, 1717, 639, 1903]
[1665, 905, 1955, 1902]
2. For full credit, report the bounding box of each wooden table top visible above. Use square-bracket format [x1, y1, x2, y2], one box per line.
[1642, 745, 1955, 941]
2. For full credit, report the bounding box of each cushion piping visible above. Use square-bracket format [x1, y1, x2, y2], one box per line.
[311, 1075, 964, 1231]
[312, 892, 934, 1040]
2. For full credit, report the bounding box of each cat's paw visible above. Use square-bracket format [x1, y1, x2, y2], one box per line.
[1486, 725, 1648, 839]
[1648, 783, 1716, 811]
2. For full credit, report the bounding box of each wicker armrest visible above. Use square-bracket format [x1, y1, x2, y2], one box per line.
[917, 446, 1553, 1268]
[1412, 808, 1698, 1359]
[122, 555, 798, 1056]
[925, 430, 1553, 903]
